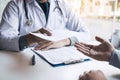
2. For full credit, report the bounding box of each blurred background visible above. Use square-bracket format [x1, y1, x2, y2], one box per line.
[67, 0, 120, 40]
[0, 0, 120, 40]
[68, 0, 120, 21]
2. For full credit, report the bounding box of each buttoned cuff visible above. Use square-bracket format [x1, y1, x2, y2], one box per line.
[68, 36, 79, 46]
[19, 36, 28, 51]
[109, 50, 120, 69]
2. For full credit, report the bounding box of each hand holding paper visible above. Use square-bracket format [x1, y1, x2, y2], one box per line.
[35, 38, 70, 50]
[31, 29, 87, 50]
[33, 28, 52, 36]
[24, 33, 51, 46]
[31, 30, 73, 50]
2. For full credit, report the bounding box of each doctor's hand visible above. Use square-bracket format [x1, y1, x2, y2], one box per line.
[33, 28, 52, 36]
[74, 36, 115, 61]
[25, 33, 51, 46]
[79, 70, 106, 80]
[35, 38, 70, 50]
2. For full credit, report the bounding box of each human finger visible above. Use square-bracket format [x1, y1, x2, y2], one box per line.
[35, 41, 53, 50]
[88, 70, 95, 73]
[35, 42, 51, 50]
[74, 43, 90, 55]
[83, 71, 89, 75]
[87, 70, 103, 75]
[76, 45, 97, 58]
[75, 43, 91, 50]
[39, 28, 52, 36]
[95, 36, 105, 43]
[79, 72, 88, 80]
[79, 74, 86, 80]
[74, 43, 90, 52]
[41, 43, 54, 51]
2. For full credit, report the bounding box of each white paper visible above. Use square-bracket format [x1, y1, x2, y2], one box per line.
[30, 30, 81, 41]
[33, 46, 89, 65]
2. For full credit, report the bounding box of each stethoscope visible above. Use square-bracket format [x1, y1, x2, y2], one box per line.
[53, 0, 63, 16]
[24, 0, 33, 26]
[24, 0, 63, 26]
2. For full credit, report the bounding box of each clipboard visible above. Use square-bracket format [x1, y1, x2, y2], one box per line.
[31, 47, 91, 67]
[30, 30, 91, 67]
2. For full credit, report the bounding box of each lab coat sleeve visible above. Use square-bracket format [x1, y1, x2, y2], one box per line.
[62, 0, 91, 42]
[0, 1, 20, 51]
[109, 49, 120, 69]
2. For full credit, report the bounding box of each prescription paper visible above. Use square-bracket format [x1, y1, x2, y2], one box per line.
[30, 29, 81, 41]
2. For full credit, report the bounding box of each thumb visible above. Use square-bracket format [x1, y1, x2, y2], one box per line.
[95, 36, 105, 43]
[40, 28, 52, 36]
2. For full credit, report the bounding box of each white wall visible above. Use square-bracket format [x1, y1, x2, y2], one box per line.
[83, 18, 120, 40]
[0, 0, 10, 21]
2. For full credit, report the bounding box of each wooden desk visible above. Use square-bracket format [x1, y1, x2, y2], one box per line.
[0, 48, 120, 80]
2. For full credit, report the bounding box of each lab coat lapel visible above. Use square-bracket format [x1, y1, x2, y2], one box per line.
[32, 0, 47, 27]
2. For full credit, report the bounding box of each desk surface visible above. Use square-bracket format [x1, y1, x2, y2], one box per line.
[0, 48, 120, 80]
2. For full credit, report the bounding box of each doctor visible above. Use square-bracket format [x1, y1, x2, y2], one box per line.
[0, 0, 90, 51]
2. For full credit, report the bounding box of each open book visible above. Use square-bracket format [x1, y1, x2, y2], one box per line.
[31, 30, 90, 66]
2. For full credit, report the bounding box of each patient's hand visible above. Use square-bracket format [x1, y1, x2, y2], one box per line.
[79, 70, 106, 80]
[74, 36, 115, 61]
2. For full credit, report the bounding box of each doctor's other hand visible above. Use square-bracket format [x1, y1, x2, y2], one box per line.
[74, 36, 115, 61]
[79, 70, 106, 80]
[35, 38, 70, 50]
[33, 28, 52, 36]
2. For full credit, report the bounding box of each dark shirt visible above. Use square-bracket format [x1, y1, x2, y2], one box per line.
[36, 0, 50, 22]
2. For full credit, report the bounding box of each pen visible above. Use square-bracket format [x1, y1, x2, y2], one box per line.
[83, 58, 91, 62]
[31, 55, 36, 66]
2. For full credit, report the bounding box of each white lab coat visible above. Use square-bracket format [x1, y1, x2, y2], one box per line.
[0, 0, 90, 51]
